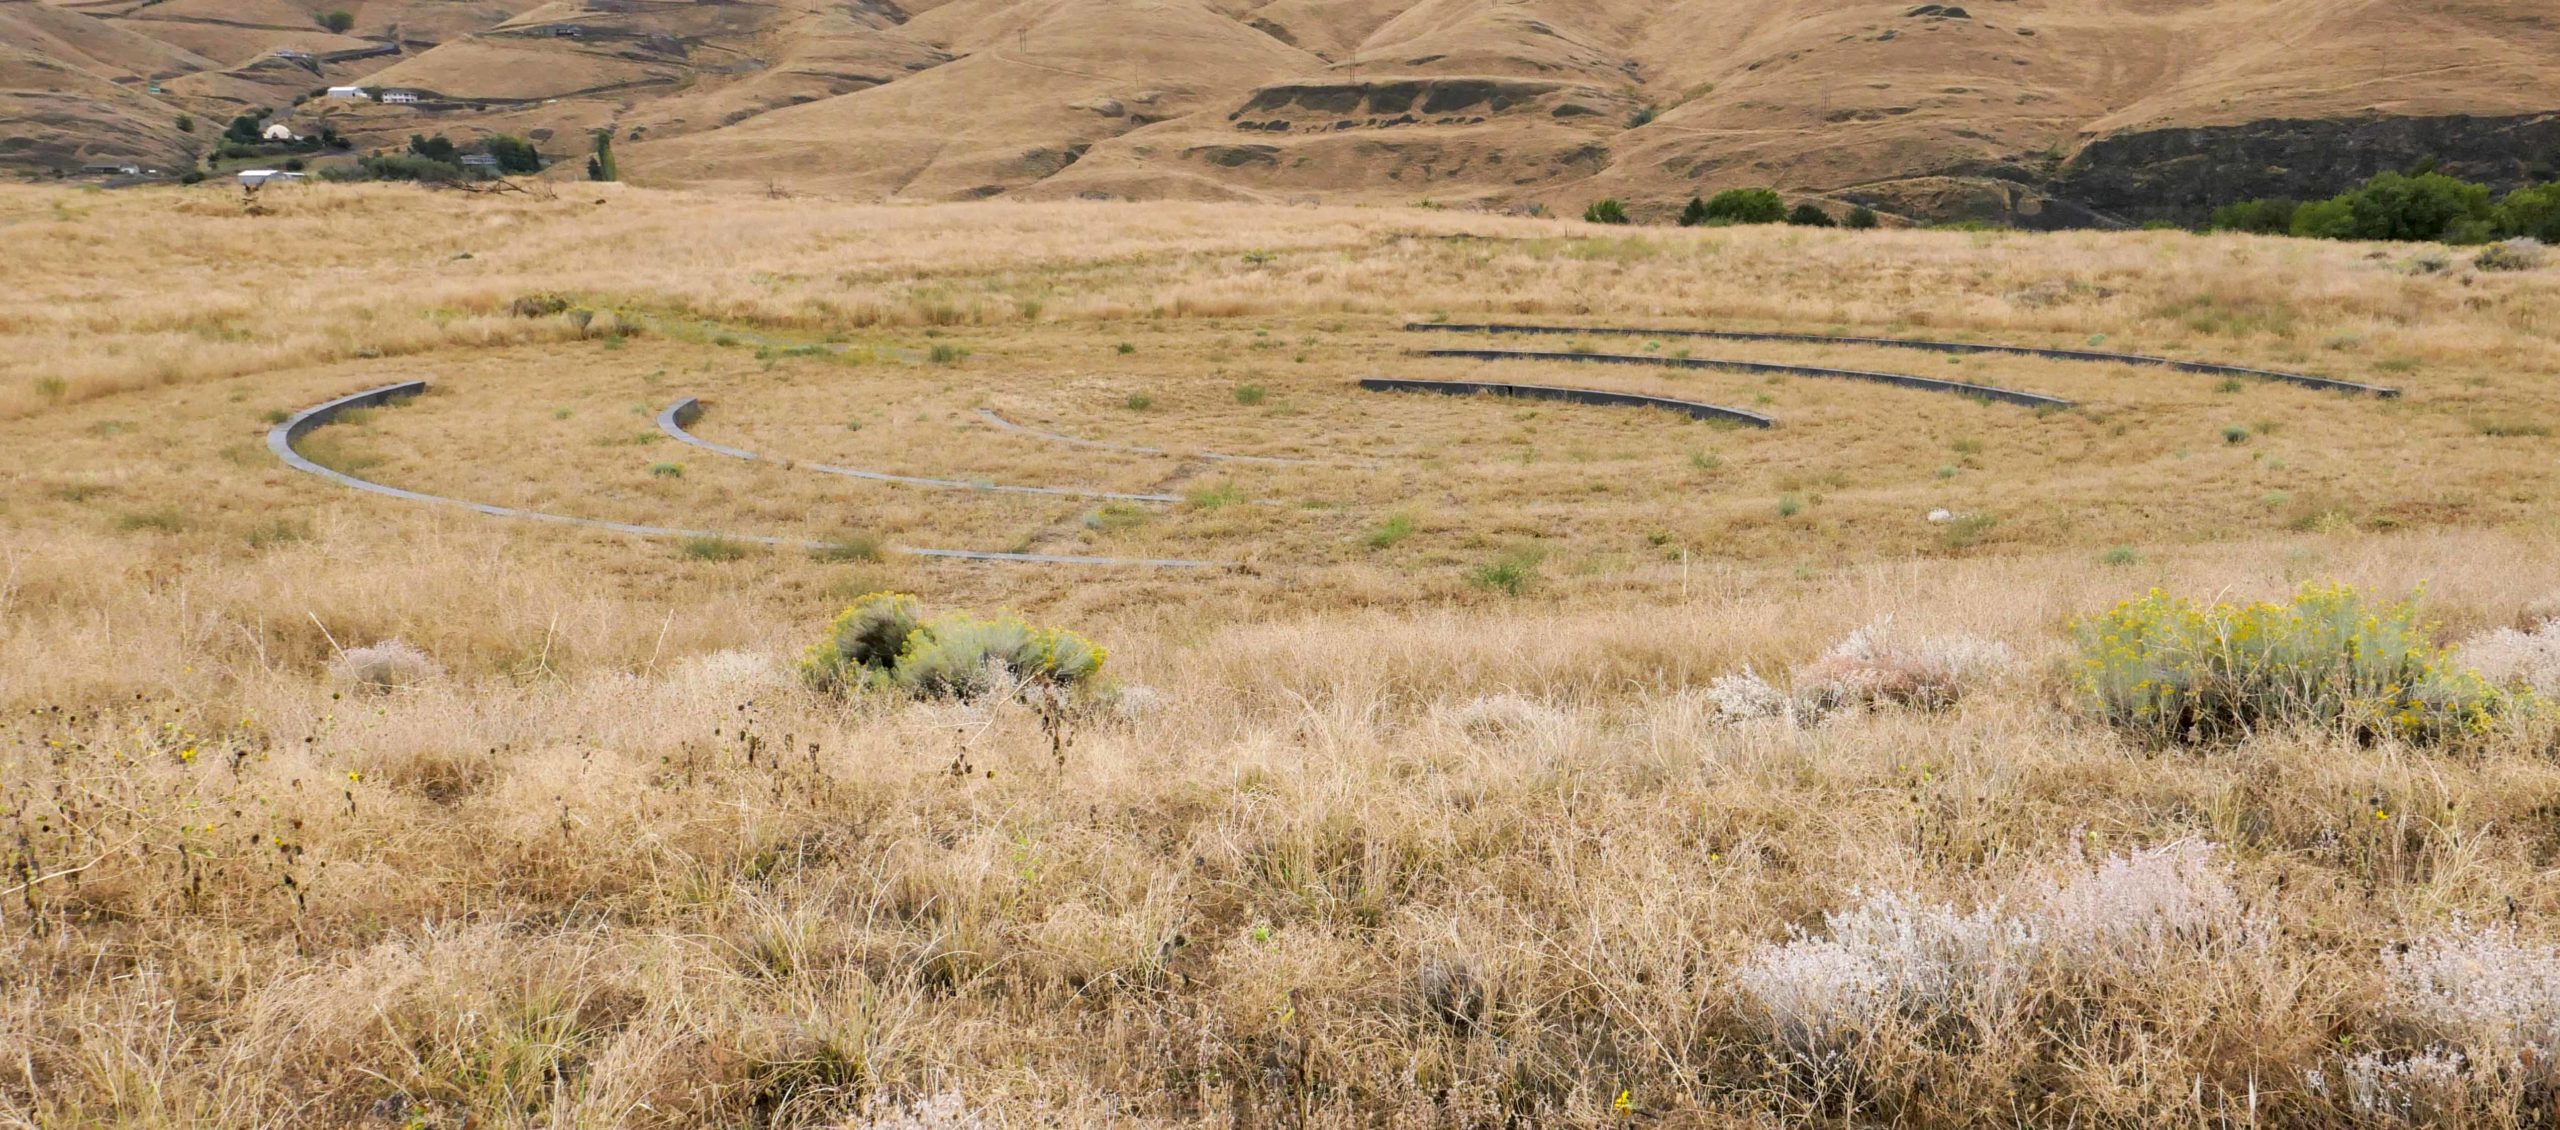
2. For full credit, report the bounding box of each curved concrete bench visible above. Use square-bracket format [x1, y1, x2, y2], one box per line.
[975, 408, 1328, 466]
[1414, 348, 2071, 409]
[660, 399, 1182, 503]
[1357, 377, 1776, 427]
[267, 382, 1222, 569]
[1409, 322, 2398, 398]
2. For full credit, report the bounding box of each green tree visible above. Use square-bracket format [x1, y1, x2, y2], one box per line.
[2288, 197, 2356, 239]
[319, 10, 355, 33]
[1582, 198, 1628, 224]
[222, 114, 264, 145]
[2494, 182, 2560, 242]
[1702, 187, 1785, 224]
[2346, 171, 2491, 241]
[1678, 196, 1709, 226]
[174, 114, 195, 134]
[484, 134, 541, 174]
[2291, 170, 2492, 242]
[2207, 198, 2297, 234]
[1786, 202, 1836, 227]
[1844, 205, 1880, 230]
[349, 153, 464, 182]
[589, 128, 618, 181]
[407, 134, 458, 163]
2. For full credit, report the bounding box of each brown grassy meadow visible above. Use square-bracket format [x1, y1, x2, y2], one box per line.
[6, 182, 2560, 1127]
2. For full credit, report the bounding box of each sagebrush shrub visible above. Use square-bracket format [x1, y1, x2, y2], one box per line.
[801, 591, 922, 694]
[892, 613, 1103, 699]
[799, 592, 1104, 701]
[2071, 584, 2512, 743]
[2474, 237, 2547, 272]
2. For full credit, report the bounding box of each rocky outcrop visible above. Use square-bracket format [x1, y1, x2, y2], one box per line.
[2052, 111, 2560, 224]
[1228, 78, 1625, 133]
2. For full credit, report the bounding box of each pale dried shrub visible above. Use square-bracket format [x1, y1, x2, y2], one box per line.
[2297, 920, 2560, 1120]
[1738, 840, 2240, 1057]
[2455, 618, 2560, 698]
[1107, 683, 1166, 721]
[848, 1091, 989, 1129]
[1795, 615, 2013, 710]
[2034, 838, 2240, 968]
[1701, 665, 1791, 722]
[670, 648, 788, 697]
[2335, 1046, 2474, 1119]
[2383, 920, 2560, 1054]
[1736, 889, 2032, 1055]
[326, 638, 442, 693]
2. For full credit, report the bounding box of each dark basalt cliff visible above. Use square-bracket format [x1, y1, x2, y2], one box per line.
[2050, 111, 2560, 225]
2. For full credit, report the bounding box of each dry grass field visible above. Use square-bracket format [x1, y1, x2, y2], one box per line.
[7, 181, 2560, 1127]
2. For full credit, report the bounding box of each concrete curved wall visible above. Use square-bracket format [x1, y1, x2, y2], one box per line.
[267, 383, 1222, 569]
[1413, 348, 2073, 409]
[1410, 322, 2398, 397]
[1357, 377, 1778, 427]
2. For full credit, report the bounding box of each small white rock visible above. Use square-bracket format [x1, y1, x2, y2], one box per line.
[1926, 508, 1955, 523]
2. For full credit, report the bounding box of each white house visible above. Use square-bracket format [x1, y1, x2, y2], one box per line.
[262, 123, 298, 142]
[381, 90, 421, 105]
[324, 86, 367, 100]
[237, 169, 305, 187]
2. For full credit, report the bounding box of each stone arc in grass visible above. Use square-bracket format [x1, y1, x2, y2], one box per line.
[1409, 322, 2400, 398]
[266, 382, 1225, 569]
[1356, 377, 1778, 427]
[1414, 348, 2073, 409]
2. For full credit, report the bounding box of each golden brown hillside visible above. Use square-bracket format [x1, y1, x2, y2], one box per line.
[7, 0, 2559, 222]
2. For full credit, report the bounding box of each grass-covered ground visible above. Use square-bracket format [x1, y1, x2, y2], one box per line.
[5, 182, 2560, 1127]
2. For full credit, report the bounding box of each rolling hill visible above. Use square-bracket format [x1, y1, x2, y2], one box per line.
[6, 0, 2558, 223]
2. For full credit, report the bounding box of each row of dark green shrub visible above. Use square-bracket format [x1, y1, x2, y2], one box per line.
[1584, 188, 1880, 229]
[319, 132, 543, 183]
[2209, 167, 2560, 244]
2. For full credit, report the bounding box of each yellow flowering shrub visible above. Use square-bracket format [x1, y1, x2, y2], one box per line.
[2071, 584, 2514, 743]
[799, 591, 1106, 700]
